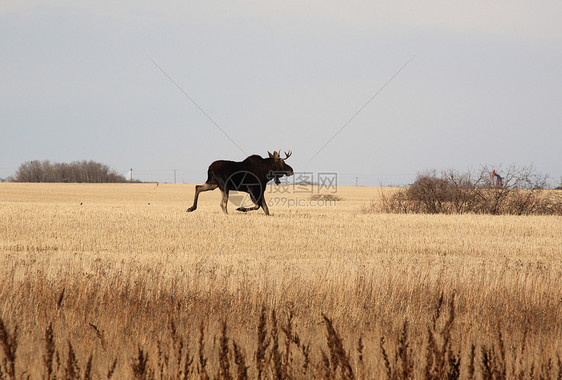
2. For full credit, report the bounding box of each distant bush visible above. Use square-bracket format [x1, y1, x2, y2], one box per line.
[377, 166, 562, 216]
[310, 193, 342, 201]
[9, 160, 128, 183]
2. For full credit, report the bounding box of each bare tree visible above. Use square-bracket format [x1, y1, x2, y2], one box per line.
[9, 160, 128, 183]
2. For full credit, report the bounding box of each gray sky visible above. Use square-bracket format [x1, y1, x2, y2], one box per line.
[1, 1, 561, 185]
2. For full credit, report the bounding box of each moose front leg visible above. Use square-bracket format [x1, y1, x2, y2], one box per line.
[237, 205, 260, 212]
[260, 196, 270, 216]
[238, 188, 265, 213]
[220, 190, 229, 214]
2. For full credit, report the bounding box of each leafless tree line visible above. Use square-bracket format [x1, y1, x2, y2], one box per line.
[8, 160, 128, 183]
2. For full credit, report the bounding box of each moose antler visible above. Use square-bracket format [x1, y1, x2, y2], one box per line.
[284, 150, 292, 159]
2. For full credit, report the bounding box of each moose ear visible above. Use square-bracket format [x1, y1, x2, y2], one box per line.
[268, 151, 274, 158]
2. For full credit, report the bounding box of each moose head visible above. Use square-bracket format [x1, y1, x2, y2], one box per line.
[267, 150, 294, 185]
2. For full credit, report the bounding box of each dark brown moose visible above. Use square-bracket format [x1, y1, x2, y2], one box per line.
[187, 151, 293, 215]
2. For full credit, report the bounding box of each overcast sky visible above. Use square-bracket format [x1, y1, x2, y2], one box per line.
[1, 1, 561, 185]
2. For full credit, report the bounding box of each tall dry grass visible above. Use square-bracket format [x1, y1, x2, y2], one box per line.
[0, 183, 561, 378]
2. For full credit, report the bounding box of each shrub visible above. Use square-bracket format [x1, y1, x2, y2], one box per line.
[379, 166, 562, 215]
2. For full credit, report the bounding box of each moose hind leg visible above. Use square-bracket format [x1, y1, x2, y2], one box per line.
[187, 182, 217, 212]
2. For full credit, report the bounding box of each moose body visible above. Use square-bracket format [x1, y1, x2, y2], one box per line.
[187, 151, 293, 215]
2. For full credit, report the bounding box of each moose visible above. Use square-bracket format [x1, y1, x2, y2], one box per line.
[186, 151, 293, 215]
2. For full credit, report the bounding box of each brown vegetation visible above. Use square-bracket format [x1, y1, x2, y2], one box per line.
[0, 296, 560, 379]
[0, 183, 561, 378]
[374, 167, 562, 215]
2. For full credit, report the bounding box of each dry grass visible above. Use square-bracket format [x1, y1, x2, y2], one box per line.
[0, 183, 561, 379]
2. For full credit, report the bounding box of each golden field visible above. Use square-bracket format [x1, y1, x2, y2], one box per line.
[0, 183, 561, 379]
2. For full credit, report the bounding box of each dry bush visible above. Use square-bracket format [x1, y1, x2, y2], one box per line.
[310, 193, 342, 202]
[378, 166, 562, 215]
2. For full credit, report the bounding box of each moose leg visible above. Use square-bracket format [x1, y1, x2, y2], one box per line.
[187, 182, 218, 212]
[237, 205, 260, 212]
[237, 188, 261, 212]
[260, 196, 270, 216]
[220, 189, 229, 214]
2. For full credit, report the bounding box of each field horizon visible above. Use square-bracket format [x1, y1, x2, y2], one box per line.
[1, 183, 561, 379]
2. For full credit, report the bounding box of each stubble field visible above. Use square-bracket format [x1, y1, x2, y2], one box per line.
[0, 183, 561, 379]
